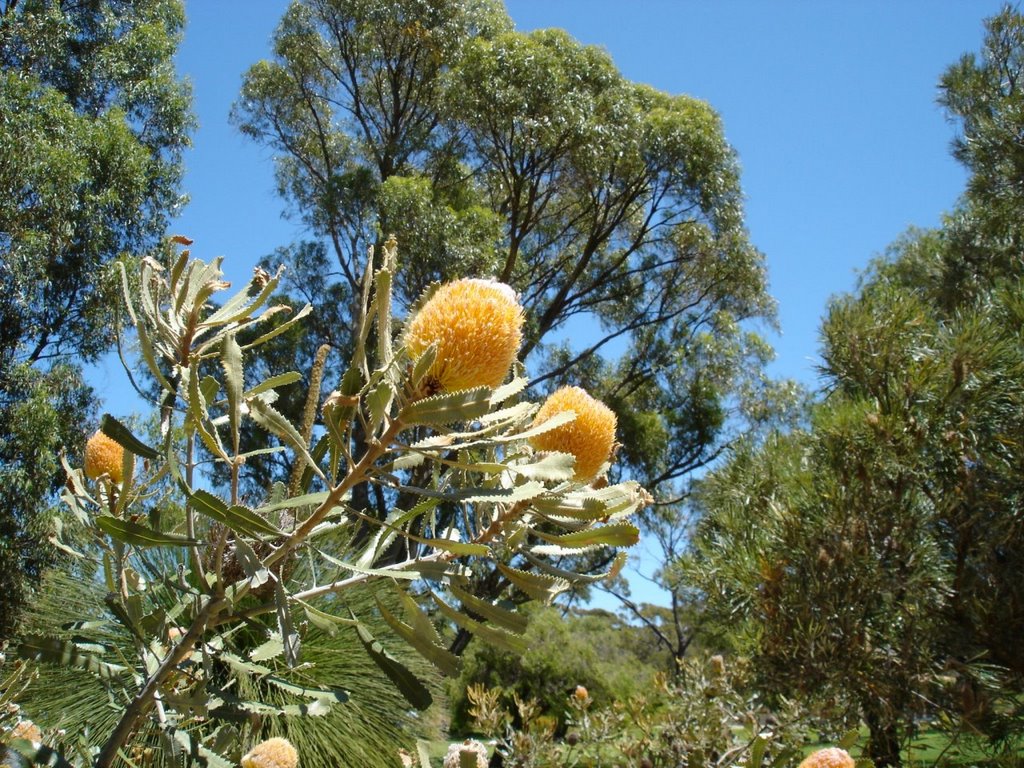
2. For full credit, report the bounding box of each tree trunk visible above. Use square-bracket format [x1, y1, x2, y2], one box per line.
[863, 702, 902, 768]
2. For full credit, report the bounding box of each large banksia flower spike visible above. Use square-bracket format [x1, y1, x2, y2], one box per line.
[797, 747, 855, 768]
[84, 430, 126, 484]
[529, 386, 617, 481]
[241, 737, 298, 768]
[404, 278, 524, 395]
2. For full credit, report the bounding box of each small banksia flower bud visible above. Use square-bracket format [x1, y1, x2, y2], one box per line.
[797, 747, 855, 768]
[442, 739, 488, 768]
[405, 278, 524, 394]
[529, 387, 617, 481]
[10, 720, 43, 742]
[573, 685, 589, 701]
[84, 430, 125, 483]
[241, 737, 298, 768]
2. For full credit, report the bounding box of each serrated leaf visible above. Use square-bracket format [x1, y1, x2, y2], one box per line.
[95, 516, 199, 548]
[100, 414, 159, 460]
[241, 302, 313, 350]
[400, 387, 492, 426]
[295, 600, 361, 636]
[353, 620, 433, 710]
[17, 636, 128, 680]
[416, 740, 432, 768]
[244, 371, 302, 398]
[275, 580, 300, 668]
[249, 397, 323, 481]
[201, 265, 283, 328]
[748, 735, 768, 768]
[503, 409, 575, 442]
[375, 597, 460, 677]
[449, 583, 529, 634]
[399, 480, 546, 505]
[172, 729, 233, 768]
[838, 728, 861, 750]
[510, 452, 576, 481]
[497, 563, 570, 603]
[410, 342, 437, 386]
[232, 537, 270, 589]
[531, 521, 640, 549]
[490, 376, 528, 405]
[221, 334, 244, 454]
[367, 377, 396, 426]
[250, 635, 285, 662]
[189, 489, 280, 538]
[431, 593, 529, 654]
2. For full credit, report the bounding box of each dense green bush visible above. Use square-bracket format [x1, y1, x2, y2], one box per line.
[449, 606, 659, 734]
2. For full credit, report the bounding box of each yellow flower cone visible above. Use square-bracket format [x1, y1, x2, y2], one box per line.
[529, 386, 617, 481]
[405, 278, 524, 394]
[241, 737, 298, 768]
[798, 747, 855, 768]
[84, 430, 125, 483]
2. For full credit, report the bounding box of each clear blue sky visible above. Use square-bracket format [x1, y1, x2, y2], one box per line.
[90, 0, 1007, 608]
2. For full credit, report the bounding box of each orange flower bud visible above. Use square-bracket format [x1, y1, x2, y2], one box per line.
[529, 387, 617, 481]
[574, 685, 589, 701]
[798, 747, 855, 768]
[241, 737, 298, 768]
[84, 430, 125, 483]
[10, 720, 42, 742]
[405, 278, 524, 393]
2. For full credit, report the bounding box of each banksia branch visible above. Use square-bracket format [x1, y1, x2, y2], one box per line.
[405, 278, 524, 394]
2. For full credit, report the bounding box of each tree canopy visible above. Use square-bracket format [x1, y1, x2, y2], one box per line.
[0, 0, 192, 638]
[685, 7, 1024, 766]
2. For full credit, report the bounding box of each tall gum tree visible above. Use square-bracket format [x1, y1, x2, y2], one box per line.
[0, 0, 193, 638]
[231, 0, 790, 648]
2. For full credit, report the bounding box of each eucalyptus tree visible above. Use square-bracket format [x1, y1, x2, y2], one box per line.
[231, 1, 782, 634]
[0, 0, 193, 638]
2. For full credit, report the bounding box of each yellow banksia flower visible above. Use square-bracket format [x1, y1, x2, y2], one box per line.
[84, 430, 125, 483]
[529, 387, 617, 481]
[405, 278, 524, 394]
[241, 738, 298, 768]
[573, 685, 589, 701]
[798, 747, 855, 768]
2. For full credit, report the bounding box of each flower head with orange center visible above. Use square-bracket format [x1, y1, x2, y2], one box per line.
[241, 738, 298, 768]
[797, 747, 855, 768]
[528, 387, 617, 481]
[405, 278, 524, 394]
[84, 430, 125, 483]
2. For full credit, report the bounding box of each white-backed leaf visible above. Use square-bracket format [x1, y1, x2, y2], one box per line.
[353, 619, 432, 710]
[244, 371, 302, 399]
[497, 563, 570, 603]
[531, 521, 640, 549]
[449, 583, 529, 634]
[375, 596, 460, 677]
[431, 593, 528, 654]
[509, 452, 576, 481]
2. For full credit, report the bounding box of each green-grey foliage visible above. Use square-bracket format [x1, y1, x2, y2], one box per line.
[0, 0, 193, 638]
[10, 239, 647, 767]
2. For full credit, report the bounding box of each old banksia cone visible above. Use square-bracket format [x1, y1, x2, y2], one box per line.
[529, 386, 617, 481]
[797, 748, 855, 768]
[84, 430, 125, 483]
[405, 278, 524, 394]
[241, 738, 298, 768]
